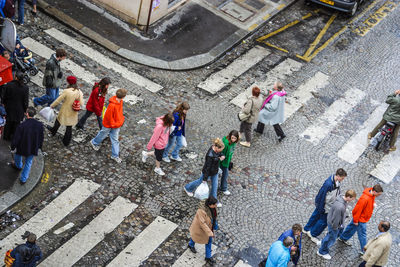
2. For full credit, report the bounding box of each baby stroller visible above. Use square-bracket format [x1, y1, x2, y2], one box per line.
[13, 37, 39, 83]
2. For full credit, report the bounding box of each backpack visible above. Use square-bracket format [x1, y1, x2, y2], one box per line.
[1, 0, 15, 18]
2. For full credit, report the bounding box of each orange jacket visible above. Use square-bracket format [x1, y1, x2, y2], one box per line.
[102, 96, 124, 128]
[352, 188, 375, 223]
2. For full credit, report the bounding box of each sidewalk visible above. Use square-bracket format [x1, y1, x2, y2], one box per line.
[33, 0, 297, 70]
[0, 139, 44, 215]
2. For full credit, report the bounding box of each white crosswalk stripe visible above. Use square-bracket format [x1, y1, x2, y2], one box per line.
[39, 196, 137, 267]
[44, 28, 163, 93]
[230, 58, 303, 107]
[300, 88, 367, 144]
[338, 104, 387, 164]
[369, 138, 400, 183]
[0, 179, 100, 258]
[107, 216, 177, 267]
[172, 243, 217, 267]
[234, 260, 252, 267]
[198, 46, 270, 94]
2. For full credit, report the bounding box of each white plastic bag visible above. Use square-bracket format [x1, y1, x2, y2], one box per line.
[39, 107, 55, 122]
[181, 136, 187, 147]
[194, 181, 209, 200]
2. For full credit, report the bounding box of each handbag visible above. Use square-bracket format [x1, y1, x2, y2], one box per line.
[237, 98, 253, 122]
[194, 181, 209, 200]
[72, 91, 81, 111]
[4, 249, 15, 267]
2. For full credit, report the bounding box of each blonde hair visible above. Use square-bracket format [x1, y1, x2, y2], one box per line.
[213, 138, 225, 149]
[345, 189, 356, 198]
[116, 88, 127, 98]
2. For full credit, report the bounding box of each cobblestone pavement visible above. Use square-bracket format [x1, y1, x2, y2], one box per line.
[1, 1, 400, 266]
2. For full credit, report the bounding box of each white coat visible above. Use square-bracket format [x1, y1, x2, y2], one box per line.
[258, 94, 285, 125]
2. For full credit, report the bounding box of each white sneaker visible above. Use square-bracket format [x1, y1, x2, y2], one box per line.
[111, 156, 122, 163]
[171, 156, 182, 162]
[222, 190, 231, 196]
[183, 187, 194, 197]
[141, 151, 148, 163]
[217, 202, 222, 208]
[91, 141, 100, 151]
[310, 236, 320, 244]
[317, 251, 331, 260]
[154, 167, 165, 175]
[316, 240, 321, 246]
[162, 157, 171, 163]
[302, 229, 310, 235]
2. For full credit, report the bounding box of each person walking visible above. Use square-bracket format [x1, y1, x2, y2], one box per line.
[141, 112, 174, 176]
[359, 221, 392, 267]
[162, 102, 190, 162]
[33, 48, 66, 107]
[303, 168, 347, 243]
[278, 224, 303, 266]
[90, 89, 127, 163]
[2, 71, 29, 141]
[239, 86, 263, 147]
[76, 77, 111, 130]
[48, 76, 83, 147]
[218, 130, 239, 197]
[265, 237, 294, 267]
[317, 189, 357, 260]
[10, 232, 42, 267]
[187, 196, 219, 266]
[338, 184, 384, 254]
[184, 138, 225, 207]
[10, 107, 43, 185]
[255, 82, 287, 142]
[15, 0, 25, 25]
[368, 90, 400, 151]
[31, 0, 37, 16]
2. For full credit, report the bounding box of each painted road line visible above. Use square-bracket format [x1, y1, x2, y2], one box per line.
[40, 196, 137, 267]
[230, 58, 303, 107]
[45, 28, 163, 93]
[369, 138, 400, 183]
[285, 71, 329, 120]
[197, 46, 270, 94]
[172, 243, 217, 267]
[107, 216, 177, 267]
[234, 260, 252, 267]
[300, 88, 367, 144]
[338, 104, 387, 164]
[0, 179, 100, 257]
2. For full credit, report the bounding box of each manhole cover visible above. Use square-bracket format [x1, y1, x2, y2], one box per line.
[221, 2, 254, 22]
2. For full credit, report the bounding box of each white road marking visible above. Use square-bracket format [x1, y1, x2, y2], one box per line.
[370, 139, 400, 183]
[234, 260, 252, 267]
[300, 88, 367, 144]
[39, 196, 137, 267]
[198, 46, 270, 94]
[230, 58, 303, 107]
[172, 243, 217, 267]
[45, 28, 163, 93]
[338, 104, 387, 164]
[107, 216, 177, 267]
[53, 222, 75, 235]
[0, 179, 100, 257]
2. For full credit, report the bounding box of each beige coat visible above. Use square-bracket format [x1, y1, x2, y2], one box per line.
[189, 206, 213, 244]
[362, 232, 392, 267]
[242, 96, 263, 123]
[50, 88, 84, 126]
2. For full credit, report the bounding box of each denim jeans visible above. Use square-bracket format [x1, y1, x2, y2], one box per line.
[77, 110, 102, 129]
[163, 135, 183, 159]
[319, 224, 343, 255]
[17, 0, 26, 24]
[185, 173, 218, 200]
[219, 167, 229, 192]
[304, 208, 327, 237]
[33, 88, 59, 106]
[14, 154, 34, 183]
[189, 237, 213, 258]
[340, 219, 367, 252]
[91, 127, 120, 157]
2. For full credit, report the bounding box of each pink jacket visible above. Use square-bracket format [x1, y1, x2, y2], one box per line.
[147, 116, 170, 150]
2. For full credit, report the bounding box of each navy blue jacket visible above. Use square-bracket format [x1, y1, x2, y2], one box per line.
[170, 112, 185, 136]
[10, 242, 42, 267]
[315, 175, 338, 213]
[11, 118, 44, 156]
[278, 229, 302, 265]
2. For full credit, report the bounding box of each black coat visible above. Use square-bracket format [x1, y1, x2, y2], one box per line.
[202, 146, 222, 178]
[2, 80, 29, 122]
[11, 118, 44, 156]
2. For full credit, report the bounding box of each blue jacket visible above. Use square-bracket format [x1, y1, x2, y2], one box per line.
[11, 118, 44, 157]
[315, 175, 337, 214]
[10, 242, 42, 267]
[170, 112, 185, 136]
[265, 241, 291, 267]
[278, 229, 302, 265]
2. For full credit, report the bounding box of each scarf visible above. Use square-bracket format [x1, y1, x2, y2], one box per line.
[260, 90, 287, 110]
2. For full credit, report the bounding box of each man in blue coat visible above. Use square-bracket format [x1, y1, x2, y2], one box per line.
[303, 168, 347, 242]
[10, 232, 42, 267]
[265, 236, 293, 267]
[10, 107, 44, 185]
[278, 224, 302, 265]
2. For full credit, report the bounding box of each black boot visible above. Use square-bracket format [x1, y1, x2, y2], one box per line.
[254, 122, 265, 134]
[188, 244, 197, 253]
[205, 257, 216, 265]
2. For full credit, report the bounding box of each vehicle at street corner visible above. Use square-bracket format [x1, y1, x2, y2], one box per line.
[305, 0, 366, 16]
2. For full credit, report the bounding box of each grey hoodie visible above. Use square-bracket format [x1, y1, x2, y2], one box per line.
[327, 196, 348, 230]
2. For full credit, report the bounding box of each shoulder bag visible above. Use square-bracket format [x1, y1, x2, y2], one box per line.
[237, 98, 253, 122]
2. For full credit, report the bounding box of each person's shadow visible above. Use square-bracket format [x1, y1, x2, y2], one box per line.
[0, 139, 20, 194]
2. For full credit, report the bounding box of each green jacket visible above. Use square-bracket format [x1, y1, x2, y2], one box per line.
[220, 136, 236, 168]
[383, 93, 400, 124]
[42, 54, 63, 89]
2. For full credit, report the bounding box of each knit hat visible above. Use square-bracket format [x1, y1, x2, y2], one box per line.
[66, 76, 77, 85]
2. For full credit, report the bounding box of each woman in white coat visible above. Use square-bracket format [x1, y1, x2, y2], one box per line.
[255, 82, 287, 142]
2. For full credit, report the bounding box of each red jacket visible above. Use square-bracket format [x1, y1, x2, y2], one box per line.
[352, 188, 376, 223]
[102, 96, 124, 128]
[86, 86, 105, 116]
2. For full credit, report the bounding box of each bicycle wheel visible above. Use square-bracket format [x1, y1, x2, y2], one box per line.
[376, 135, 387, 151]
